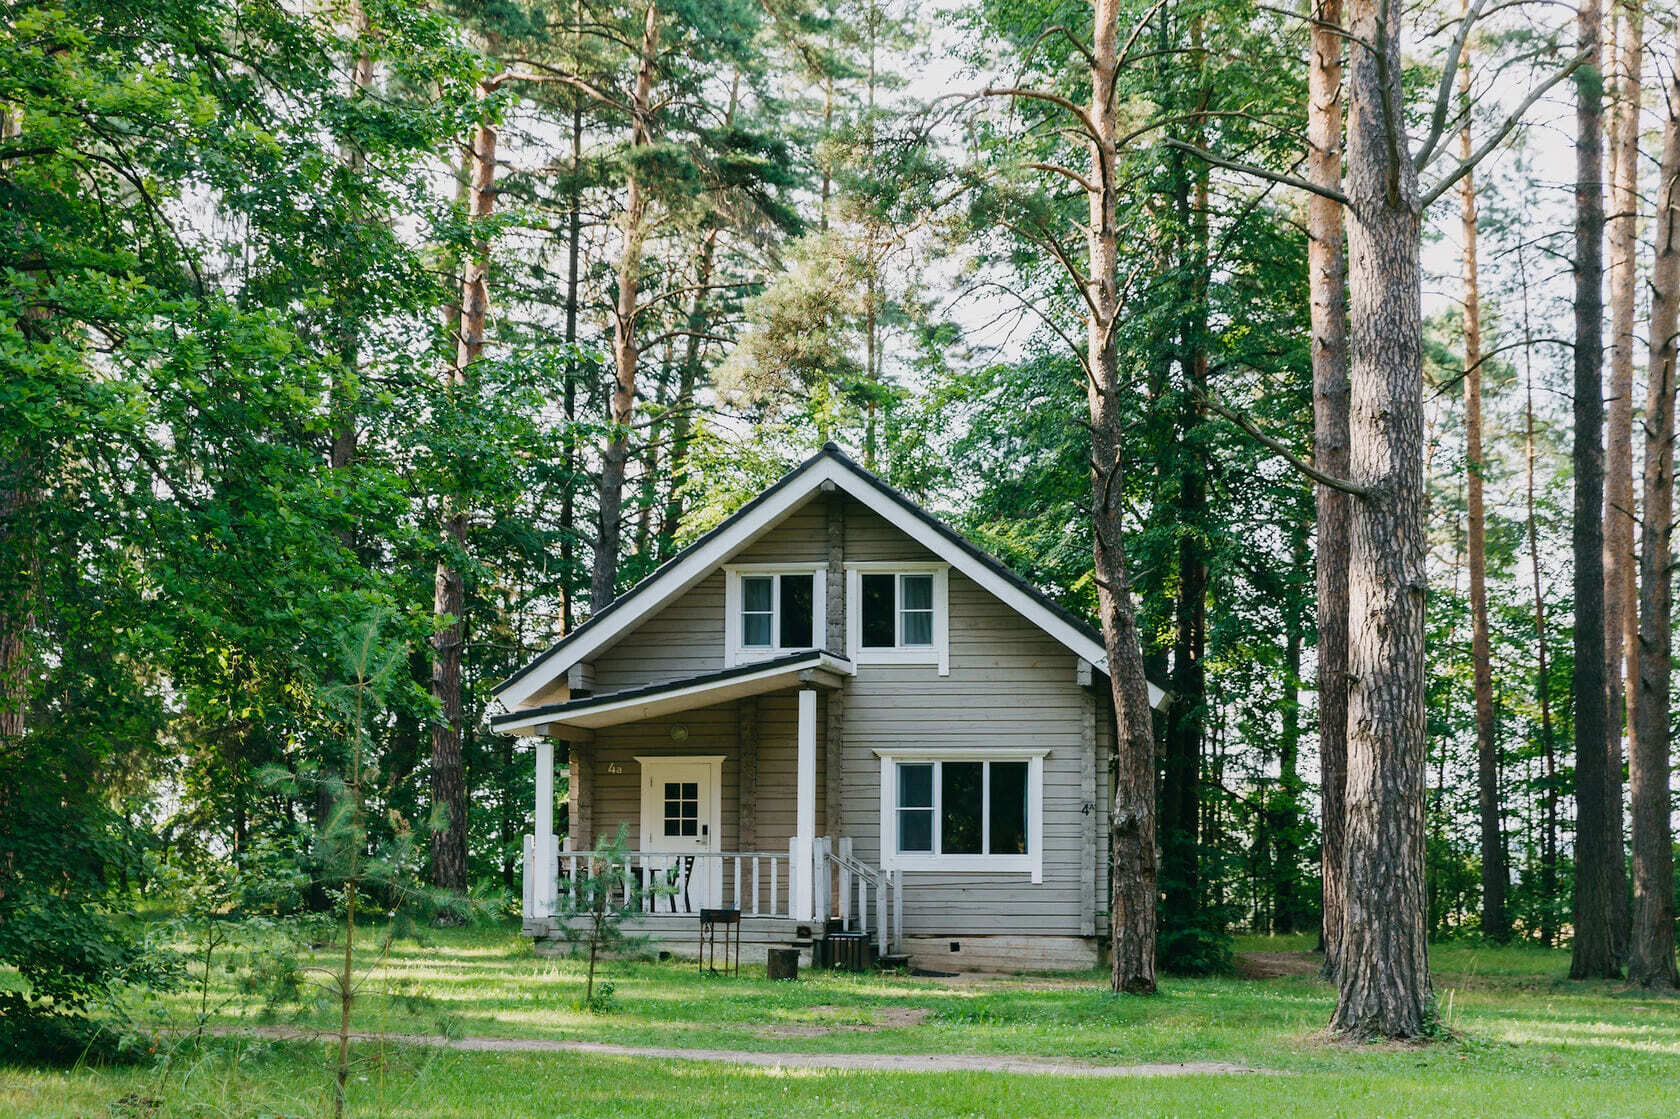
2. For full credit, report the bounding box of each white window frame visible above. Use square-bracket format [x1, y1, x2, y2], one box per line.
[845, 562, 950, 675]
[723, 564, 826, 667]
[875, 749, 1045, 882]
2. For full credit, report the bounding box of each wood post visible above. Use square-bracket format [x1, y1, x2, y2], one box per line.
[794, 688, 817, 919]
[533, 738, 555, 917]
[825, 492, 846, 835]
[1079, 676, 1098, 936]
[738, 697, 759, 852]
[568, 740, 593, 852]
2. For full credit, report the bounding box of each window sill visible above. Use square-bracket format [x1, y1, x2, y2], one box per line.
[725, 646, 819, 668]
[885, 854, 1043, 882]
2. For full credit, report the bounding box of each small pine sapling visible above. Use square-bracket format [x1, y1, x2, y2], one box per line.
[555, 824, 668, 1009]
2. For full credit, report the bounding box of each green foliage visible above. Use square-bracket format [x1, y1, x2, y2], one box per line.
[555, 824, 669, 1007]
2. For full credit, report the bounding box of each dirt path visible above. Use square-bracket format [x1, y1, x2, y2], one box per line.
[205, 1027, 1274, 1079]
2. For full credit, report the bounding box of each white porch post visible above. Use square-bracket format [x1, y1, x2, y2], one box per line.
[532, 737, 555, 919]
[793, 687, 817, 920]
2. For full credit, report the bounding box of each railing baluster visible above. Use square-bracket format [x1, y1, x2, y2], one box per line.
[732, 857, 741, 910]
[771, 858, 779, 917]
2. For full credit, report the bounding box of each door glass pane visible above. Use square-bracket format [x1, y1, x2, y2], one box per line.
[941, 762, 983, 854]
[664, 779, 700, 839]
[780, 574, 814, 648]
[742, 576, 773, 647]
[989, 762, 1029, 854]
[861, 574, 896, 647]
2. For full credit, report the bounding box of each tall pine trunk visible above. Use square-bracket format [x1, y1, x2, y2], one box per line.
[1569, 0, 1619, 981]
[1457, 24, 1506, 943]
[431, 85, 497, 895]
[1602, 0, 1642, 960]
[591, 2, 660, 612]
[1626, 63, 1680, 989]
[1520, 243, 1562, 947]
[1307, 0, 1351, 981]
[562, 96, 583, 632]
[1330, 0, 1433, 1039]
[1089, 0, 1159, 996]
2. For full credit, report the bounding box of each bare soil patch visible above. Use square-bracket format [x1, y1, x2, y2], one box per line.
[1236, 952, 1323, 980]
[759, 1004, 932, 1038]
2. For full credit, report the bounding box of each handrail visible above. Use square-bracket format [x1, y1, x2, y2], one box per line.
[821, 839, 899, 956]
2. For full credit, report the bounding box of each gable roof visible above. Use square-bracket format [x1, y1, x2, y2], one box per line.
[492, 443, 1166, 711]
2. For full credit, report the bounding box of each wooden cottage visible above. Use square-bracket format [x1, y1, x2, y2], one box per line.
[490, 444, 1166, 971]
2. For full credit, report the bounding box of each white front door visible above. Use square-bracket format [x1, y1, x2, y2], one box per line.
[637, 756, 722, 911]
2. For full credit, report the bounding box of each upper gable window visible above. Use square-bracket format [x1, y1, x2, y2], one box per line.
[846, 563, 949, 675]
[724, 565, 826, 666]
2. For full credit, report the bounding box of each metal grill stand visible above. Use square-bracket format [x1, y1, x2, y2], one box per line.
[698, 908, 740, 975]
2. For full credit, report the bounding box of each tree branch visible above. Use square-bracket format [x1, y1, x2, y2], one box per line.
[1413, 0, 1492, 170]
[1420, 47, 1587, 207]
[1162, 138, 1350, 203]
[981, 86, 1101, 144]
[1203, 393, 1370, 497]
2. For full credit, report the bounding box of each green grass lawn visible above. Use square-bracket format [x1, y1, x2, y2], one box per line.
[5, 924, 1680, 1117]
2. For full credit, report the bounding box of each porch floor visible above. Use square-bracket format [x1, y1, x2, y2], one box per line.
[526, 914, 814, 966]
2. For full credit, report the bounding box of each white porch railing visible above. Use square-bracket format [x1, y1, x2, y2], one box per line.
[817, 837, 901, 957]
[524, 834, 902, 955]
[531, 843, 793, 919]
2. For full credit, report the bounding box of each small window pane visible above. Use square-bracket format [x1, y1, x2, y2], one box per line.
[989, 762, 1029, 854]
[941, 762, 983, 855]
[743, 613, 772, 647]
[742, 577, 772, 612]
[901, 609, 933, 646]
[902, 575, 933, 611]
[780, 574, 814, 648]
[681, 782, 698, 799]
[898, 763, 933, 807]
[899, 808, 933, 853]
[861, 574, 896, 647]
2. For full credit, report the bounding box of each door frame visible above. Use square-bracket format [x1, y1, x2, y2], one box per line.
[635, 755, 725, 908]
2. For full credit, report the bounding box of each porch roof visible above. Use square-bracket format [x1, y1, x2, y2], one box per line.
[488, 650, 853, 736]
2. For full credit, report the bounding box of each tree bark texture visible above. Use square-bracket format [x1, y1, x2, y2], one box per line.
[1308, 0, 1351, 982]
[1602, 0, 1641, 960]
[1457, 28, 1506, 943]
[591, 2, 660, 613]
[1627, 62, 1680, 989]
[1569, 0, 1619, 981]
[1329, 0, 1433, 1039]
[430, 93, 496, 894]
[1089, 0, 1158, 996]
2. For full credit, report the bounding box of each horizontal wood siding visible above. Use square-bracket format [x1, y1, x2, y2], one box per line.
[568, 495, 1099, 943]
[837, 503, 1090, 938]
[590, 571, 726, 690]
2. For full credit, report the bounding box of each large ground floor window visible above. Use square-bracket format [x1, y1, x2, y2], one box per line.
[877, 750, 1045, 881]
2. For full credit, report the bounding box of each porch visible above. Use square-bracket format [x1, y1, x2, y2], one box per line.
[500, 651, 903, 961]
[521, 837, 902, 961]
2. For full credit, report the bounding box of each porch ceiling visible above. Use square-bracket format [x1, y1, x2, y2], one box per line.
[489, 650, 852, 736]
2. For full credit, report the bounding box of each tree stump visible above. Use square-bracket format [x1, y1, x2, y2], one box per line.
[767, 947, 800, 981]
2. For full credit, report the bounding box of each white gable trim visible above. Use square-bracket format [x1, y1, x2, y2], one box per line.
[493, 451, 1166, 712]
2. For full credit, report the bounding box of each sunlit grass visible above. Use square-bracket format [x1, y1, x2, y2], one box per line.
[6, 921, 1680, 1116]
